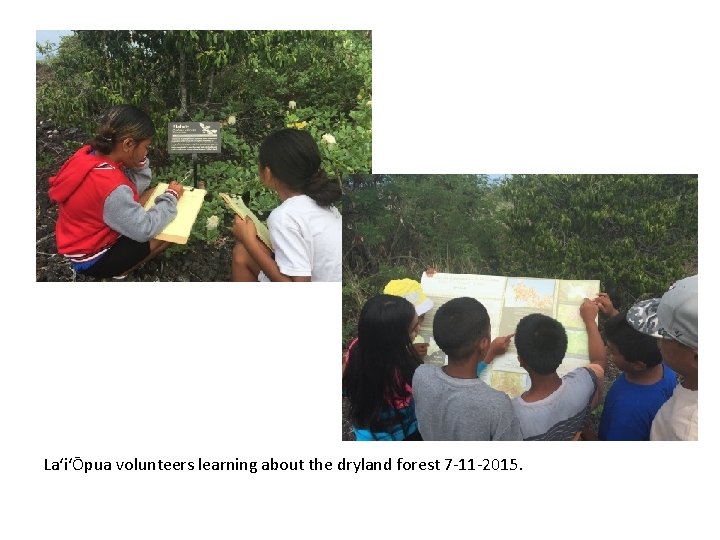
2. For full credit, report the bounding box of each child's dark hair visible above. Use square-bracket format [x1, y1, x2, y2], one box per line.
[515, 313, 568, 374]
[89, 105, 155, 154]
[433, 297, 490, 362]
[603, 312, 663, 368]
[342, 294, 421, 435]
[259, 129, 342, 207]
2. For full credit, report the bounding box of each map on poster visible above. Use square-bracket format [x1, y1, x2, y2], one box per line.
[418, 272, 600, 398]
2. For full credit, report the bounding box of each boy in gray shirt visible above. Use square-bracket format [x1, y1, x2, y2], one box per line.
[412, 297, 521, 441]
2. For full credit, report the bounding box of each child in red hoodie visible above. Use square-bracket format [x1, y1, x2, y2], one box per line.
[48, 105, 184, 278]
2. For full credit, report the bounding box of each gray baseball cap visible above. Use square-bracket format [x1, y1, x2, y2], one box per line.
[626, 275, 698, 349]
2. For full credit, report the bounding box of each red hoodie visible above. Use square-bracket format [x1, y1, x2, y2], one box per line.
[48, 145, 139, 257]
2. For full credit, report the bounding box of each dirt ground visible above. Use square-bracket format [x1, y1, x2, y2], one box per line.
[36, 118, 236, 282]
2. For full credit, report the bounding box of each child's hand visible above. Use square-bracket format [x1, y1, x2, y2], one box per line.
[233, 215, 257, 245]
[594, 292, 619, 316]
[580, 298, 599, 322]
[485, 334, 514, 363]
[167, 180, 184, 199]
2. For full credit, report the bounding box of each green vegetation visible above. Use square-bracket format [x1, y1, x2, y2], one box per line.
[37, 30, 371, 245]
[342, 174, 698, 344]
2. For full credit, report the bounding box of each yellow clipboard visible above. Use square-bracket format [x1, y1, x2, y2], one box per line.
[143, 183, 207, 244]
[219, 193, 273, 250]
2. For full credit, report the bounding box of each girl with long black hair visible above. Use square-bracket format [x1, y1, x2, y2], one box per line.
[343, 294, 423, 440]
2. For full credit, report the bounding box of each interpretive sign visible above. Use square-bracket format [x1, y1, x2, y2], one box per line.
[418, 272, 600, 397]
[168, 122, 222, 154]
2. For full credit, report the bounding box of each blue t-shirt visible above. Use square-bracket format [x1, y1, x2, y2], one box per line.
[598, 364, 677, 441]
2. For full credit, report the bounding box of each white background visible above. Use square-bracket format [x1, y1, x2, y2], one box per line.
[4, 1, 717, 538]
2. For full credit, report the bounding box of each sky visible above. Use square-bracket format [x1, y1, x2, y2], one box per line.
[35, 30, 71, 59]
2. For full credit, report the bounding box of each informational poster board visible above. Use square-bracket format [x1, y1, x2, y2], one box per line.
[418, 272, 600, 397]
[167, 122, 222, 154]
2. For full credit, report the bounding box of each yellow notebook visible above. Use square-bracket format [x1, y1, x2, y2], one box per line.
[143, 183, 207, 244]
[219, 192, 273, 250]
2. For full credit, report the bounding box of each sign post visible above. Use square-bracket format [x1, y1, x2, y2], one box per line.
[168, 122, 222, 188]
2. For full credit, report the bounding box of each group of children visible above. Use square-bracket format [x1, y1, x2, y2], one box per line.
[48, 104, 341, 281]
[342, 275, 698, 441]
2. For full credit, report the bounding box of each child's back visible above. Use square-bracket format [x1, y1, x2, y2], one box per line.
[510, 303, 605, 441]
[231, 128, 342, 282]
[343, 294, 423, 441]
[511, 367, 599, 440]
[269, 194, 341, 281]
[598, 366, 676, 440]
[413, 364, 519, 440]
[411, 297, 521, 441]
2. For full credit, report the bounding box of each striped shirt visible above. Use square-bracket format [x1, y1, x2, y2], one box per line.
[512, 367, 597, 441]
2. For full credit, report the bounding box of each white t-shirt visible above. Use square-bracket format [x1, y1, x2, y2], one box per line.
[649, 384, 698, 440]
[267, 194, 341, 282]
[511, 367, 597, 440]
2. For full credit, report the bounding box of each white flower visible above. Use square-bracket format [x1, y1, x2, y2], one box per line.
[227, 115, 236, 125]
[288, 100, 297, 110]
[366, 100, 372, 107]
[322, 133, 337, 145]
[206, 215, 220, 230]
